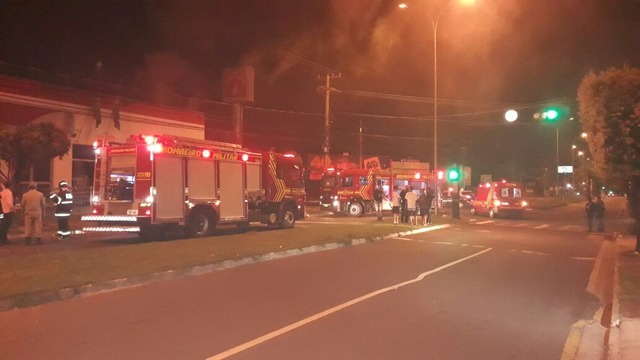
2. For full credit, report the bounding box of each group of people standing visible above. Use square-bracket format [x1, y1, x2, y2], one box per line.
[0, 180, 73, 246]
[585, 195, 605, 232]
[373, 184, 435, 226]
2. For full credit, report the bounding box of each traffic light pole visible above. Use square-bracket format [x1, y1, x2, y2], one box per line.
[452, 183, 460, 219]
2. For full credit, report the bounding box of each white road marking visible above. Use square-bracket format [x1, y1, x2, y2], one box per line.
[432, 241, 455, 245]
[569, 257, 596, 261]
[534, 224, 550, 229]
[512, 223, 528, 227]
[475, 220, 495, 225]
[510, 249, 548, 256]
[393, 237, 423, 243]
[207, 247, 494, 360]
[475, 229, 491, 233]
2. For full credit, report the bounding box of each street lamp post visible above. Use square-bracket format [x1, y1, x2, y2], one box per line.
[571, 144, 576, 190]
[555, 126, 560, 197]
[399, 0, 475, 215]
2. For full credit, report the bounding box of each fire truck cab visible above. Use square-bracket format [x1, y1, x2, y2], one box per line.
[328, 160, 432, 217]
[82, 134, 305, 239]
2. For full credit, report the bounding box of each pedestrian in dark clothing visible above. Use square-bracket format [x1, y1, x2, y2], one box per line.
[593, 195, 605, 232]
[425, 189, 435, 225]
[373, 185, 385, 221]
[0, 180, 15, 245]
[400, 185, 408, 223]
[417, 189, 433, 225]
[49, 180, 73, 239]
[585, 196, 596, 232]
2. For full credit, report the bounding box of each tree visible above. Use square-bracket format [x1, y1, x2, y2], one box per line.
[0, 122, 71, 183]
[577, 66, 640, 252]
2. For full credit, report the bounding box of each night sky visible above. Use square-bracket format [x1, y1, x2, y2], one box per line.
[1, 0, 639, 181]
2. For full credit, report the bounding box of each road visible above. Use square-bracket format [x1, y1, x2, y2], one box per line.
[0, 198, 619, 359]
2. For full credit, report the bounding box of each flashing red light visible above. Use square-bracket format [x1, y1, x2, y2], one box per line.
[327, 167, 335, 172]
[92, 140, 102, 149]
[202, 149, 212, 158]
[148, 143, 163, 153]
[414, 172, 421, 180]
[283, 153, 295, 158]
[143, 135, 158, 145]
[437, 170, 444, 180]
[241, 154, 249, 162]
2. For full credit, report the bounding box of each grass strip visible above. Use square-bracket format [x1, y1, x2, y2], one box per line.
[0, 222, 415, 300]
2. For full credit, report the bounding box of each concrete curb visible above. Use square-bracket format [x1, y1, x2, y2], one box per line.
[0, 224, 450, 312]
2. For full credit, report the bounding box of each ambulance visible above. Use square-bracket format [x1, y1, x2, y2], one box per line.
[469, 180, 528, 218]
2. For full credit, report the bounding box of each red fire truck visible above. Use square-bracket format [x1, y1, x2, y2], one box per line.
[328, 161, 432, 217]
[81, 134, 306, 238]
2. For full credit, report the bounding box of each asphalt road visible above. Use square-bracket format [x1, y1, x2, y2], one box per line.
[0, 199, 610, 359]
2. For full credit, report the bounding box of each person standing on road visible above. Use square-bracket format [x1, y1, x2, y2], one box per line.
[391, 186, 401, 224]
[21, 183, 46, 245]
[49, 180, 73, 239]
[417, 188, 434, 225]
[585, 196, 596, 232]
[405, 186, 417, 225]
[0, 180, 15, 245]
[373, 184, 385, 221]
[593, 195, 606, 232]
[400, 185, 409, 223]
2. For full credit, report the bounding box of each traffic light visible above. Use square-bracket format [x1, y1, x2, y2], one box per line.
[540, 104, 570, 123]
[542, 108, 559, 121]
[447, 167, 461, 182]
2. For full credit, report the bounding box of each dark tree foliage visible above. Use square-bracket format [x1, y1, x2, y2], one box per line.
[0, 123, 71, 183]
[578, 66, 640, 251]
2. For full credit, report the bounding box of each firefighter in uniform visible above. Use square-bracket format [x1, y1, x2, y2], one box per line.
[49, 180, 73, 239]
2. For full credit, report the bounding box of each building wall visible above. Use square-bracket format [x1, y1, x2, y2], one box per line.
[0, 75, 206, 196]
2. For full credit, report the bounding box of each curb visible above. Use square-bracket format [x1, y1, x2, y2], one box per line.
[0, 224, 450, 312]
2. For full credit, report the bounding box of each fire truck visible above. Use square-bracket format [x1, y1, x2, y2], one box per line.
[327, 161, 432, 217]
[81, 134, 306, 238]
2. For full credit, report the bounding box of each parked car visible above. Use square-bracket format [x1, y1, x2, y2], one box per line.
[460, 190, 475, 204]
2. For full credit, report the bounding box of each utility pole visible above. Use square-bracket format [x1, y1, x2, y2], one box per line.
[359, 118, 363, 167]
[319, 73, 341, 169]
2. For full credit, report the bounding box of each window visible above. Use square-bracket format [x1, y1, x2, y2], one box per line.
[342, 176, 354, 187]
[359, 176, 368, 186]
[107, 155, 135, 201]
[276, 162, 302, 188]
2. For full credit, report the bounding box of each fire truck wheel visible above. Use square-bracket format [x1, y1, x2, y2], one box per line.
[279, 208, 296, 229]
[187, 210, 214, 237]
[489, 209, 497, 218]
[347, 202, 364, 217]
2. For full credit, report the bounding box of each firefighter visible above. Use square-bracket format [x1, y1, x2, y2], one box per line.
[49, 180, 73, 239]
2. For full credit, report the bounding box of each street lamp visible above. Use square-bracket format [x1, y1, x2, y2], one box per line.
[571, 144, 577, 190]
[399, 0, 475, 215]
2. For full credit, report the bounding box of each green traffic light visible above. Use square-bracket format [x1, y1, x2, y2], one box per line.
[447, 168, 460, 181]
[543, 109, 559, 120]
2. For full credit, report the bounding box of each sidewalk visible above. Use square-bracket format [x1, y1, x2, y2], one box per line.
[610, 236, 640, 360]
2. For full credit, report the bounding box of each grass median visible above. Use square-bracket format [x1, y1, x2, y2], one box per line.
[0, 221, 416, 303]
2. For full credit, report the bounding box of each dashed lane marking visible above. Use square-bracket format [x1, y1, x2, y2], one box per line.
[393, 237, 423, 243]
[569, 257, 596, 261]
[509, 249, 549, 256]
[207, 248, 494, 360]
[534, 224, 550, 229]
[475, 220, 495, 225]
